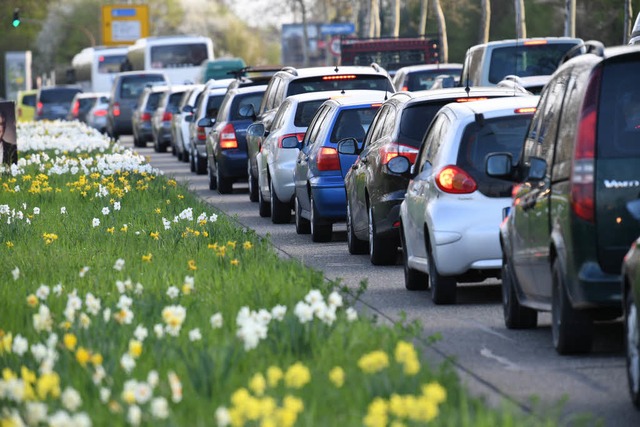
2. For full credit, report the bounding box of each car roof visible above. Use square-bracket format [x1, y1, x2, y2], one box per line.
[228, 84, 268, 95]
[469, 37, 583, 51]
[321, 90, 389, 107]
[276, 64, 389, 79]
[396, 63, 463, 73]
[390, 86, 531, 107]
[443, 95, 539, 119]
[283, 90, 356, 104]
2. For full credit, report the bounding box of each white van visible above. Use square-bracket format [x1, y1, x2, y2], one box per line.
[459, 37, 582, 87]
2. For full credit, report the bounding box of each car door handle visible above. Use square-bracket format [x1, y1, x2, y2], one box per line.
[361, 158, 369, 164]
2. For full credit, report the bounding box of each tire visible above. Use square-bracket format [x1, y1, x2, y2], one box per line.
[208, 160, 217, 190]
[551, 258, 593, 355]
[625, 288, 640, 408]
[310, 195, 332, 243]
[502, 256, 537, 329]
[190, 150, 196, 172]
[295, 196, 310, 235]
[270, 180, 291, 224]
[133, 133, 142, 148]
[346, 201, 367, 254]
[216, 161, 232, 193]
[248, 160, 259, 202]
[182, 149, 189, 163]
[158, 142, 167, 153]
[258, 182, 271, 217]
[177, 149, 184, 162]
[400, 224, 428, 291]
[368, 203, 397, 265]
[428, 247, 456, 305]
[196, 154, 207, 175]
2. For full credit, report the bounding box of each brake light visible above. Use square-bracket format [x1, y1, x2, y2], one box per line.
[162, 111, 172, 122]
[515, 107, 536, 114]
[570, 67, 601, 223]
[141, 112, 151, 122]
[455, 97, 488, 103]
[436, 165, 477, 194]
[523, 40, 548, 46]
[380, 143, 419, 166]
[197, 126, 208, 142]
[71, 101, 80, 117]
[37, 101, 43, 116]
[316, 147, 340, 171]
[113, 103, 120, 117]
[322, 75, 356, 81]
[401, 86, 409, 91]
[219, 123, 238, 149]
[277, 132, 305, 148]
[93, 109, 108, 117]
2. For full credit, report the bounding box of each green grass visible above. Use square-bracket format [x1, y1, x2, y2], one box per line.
[0, 123, 569, 426]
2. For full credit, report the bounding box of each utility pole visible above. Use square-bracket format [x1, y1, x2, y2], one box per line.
[564, 0, 576, 38]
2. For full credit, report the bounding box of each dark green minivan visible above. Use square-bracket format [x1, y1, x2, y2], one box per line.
[487, 42, 640, 355]
[198, 58, 246, 82]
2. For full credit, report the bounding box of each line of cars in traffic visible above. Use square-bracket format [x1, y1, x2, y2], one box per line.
[18, 35, 640, 408]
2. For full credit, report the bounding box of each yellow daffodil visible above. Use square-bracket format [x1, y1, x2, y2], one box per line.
[230, 259, 239, 266]
[329, 366, 345, 388]
[187, 260, 197, 271]
[76, 347, 91, 366]
[243, 241, 253, 250]
[142, 253, 153, 262]
[227, 241, 237, 249]
[154, 208, 161, 214]
[358, 350, 390, 374]
[5, 241, 14, 248]
[91, 353, 103, 366]
[266, 366, 283, 388]
[177, 194, 184, 199]
[26, 294, 38, 307]
[0, 332, 12, 354]
[284, 362, 310, 389]
[63, 333, 77, 351]
[150, 231, 160, 240]
[249, 373, 266, 396]
[36, 372, 61, 399]
[128, 339, 143, 358]
[106, 227, 115, 234]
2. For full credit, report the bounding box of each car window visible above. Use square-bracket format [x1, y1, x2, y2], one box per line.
[230, 92, 265, 120]
[40, 89, 81, 103]
[294, 99, 326, 127]
[419, 113, 449, 171]
[205, 94, 225, 119]
[263, 78, 281, 112]
[407, 69, 461, 91]
[488, 43, 577, 83]
[271, 100, 291, 132]
[364, 105, 389, 147]
[146, 93, 162, 111]
[119, 75, 166, 100]
[167, 92, 185, 112]
[23, 94, 36, 107]
[287, 75, 393, 95]
[398, 102, 451, 149]
[457, 115, 533, 197]
[302, 105, 330, 148]
[329, 106, 380, 143]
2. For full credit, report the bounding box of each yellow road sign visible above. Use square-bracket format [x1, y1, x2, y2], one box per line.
[102, 4, 149, 46]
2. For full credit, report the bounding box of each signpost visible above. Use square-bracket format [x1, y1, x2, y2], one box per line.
[101, 5, 149, 46]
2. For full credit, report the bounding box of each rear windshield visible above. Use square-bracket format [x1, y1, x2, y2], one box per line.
[98, 54, 126, 74]
[204, 94, 225, 119]
[22, 94, 36, 107]
[598, 60, 640, 158]
[330, 106, 380, 143]
[146, 93, 163, 111]
[167, 92, 185, 112]
[399, 102, 451, 148]
[230, 92, 265, 120]
[120, 75, 166, 99]
[406, 69, 461, 91]
[488, 43, 578, 83]
[40, 89, 82, 103]
[151, 44, 209, 68]
[287, 75, 393, 95]
[294, 100, 326, 127]
[457, 114, 532, 197]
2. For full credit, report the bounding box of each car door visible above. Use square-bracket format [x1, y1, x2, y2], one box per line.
[295, 105, 331, 215]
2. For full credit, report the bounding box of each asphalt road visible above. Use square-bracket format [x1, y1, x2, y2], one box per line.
[127, 137, 640, 426]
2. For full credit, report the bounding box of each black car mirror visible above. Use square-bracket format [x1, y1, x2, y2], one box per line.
[528, 156, 547, 181]
[281, 135, 299, 149]
[337, 138, 358, 155]
[197, 117, 212, 127]
[184, 114, 193, 123]
[486, 153, 514, 179]
[182, 105, 194, 113]
[387, 156, 410, 174]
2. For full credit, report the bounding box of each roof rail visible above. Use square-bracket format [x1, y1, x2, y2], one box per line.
[370, 62, 382, 73]
[281, 66, 298, 76]
[560, 40, 605, 64]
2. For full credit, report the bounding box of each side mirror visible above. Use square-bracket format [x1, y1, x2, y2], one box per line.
[281, 135, 300, 149]
[387, 156, 410, 174]
[184, 114, 193, 123]
[197, 117, 213, 127]
[247, 123, 265, 138]
[182, 105, 194, 113]
[337, 138, 358, 155]
[239, 104, 256, 120]
[486, 153, 514, 179]
[528, 157, 547, 181]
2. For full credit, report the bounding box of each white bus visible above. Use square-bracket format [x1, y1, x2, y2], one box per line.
[71, 46, 128, 93]
[126, 35, 214, 84]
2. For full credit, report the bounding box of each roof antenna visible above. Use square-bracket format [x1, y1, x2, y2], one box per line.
[464, 55, 471, 96]
[334, 65, 339, 73]
[384, 90, 388, 101]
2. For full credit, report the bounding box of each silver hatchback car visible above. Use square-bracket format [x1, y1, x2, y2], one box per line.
[399, 95, 539, 304]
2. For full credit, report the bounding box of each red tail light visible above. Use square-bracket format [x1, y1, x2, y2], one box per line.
[141, 112, 151, 122]
[37, 101, 43, 116]
[197, 126, 207, 142]
[113, 103, 121, 117]
[322, 75, 356, 81]
[220, 123, 238, 149]
[93, 109, 108, 117]
[455, 97, 488, 103]
[316, 147, 340, 171]
[401, 86, 409, 91]
[71, 101, 80, 117]
[570, 67, 601, 223]
[380, 143, 419, 166]
[162, 111, 172, 122]
[436, 165, 477, 194]
[277, 132, 305, 148]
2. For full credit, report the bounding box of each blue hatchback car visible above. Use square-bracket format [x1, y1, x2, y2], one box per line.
[293, 90, 385, 242]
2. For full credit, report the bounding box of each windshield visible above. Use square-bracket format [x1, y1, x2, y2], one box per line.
[150, 44, 209, 69]
[288, 75, 393, 95]
[98, 54, 126, 74]
[488, 43, 577, 83]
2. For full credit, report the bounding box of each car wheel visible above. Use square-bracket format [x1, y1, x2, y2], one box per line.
[177, 149, 184, 162]
[551, 258, 593, 355]
[190, 150, 196, 173]
[258, 181, 271, 217]
[502, 256, 537, 329]
[346, 201, 367, 254]
[428, 246, 456, 305]
[133, 132, 141, 148]
[270, 180, 291, 224]
[216, 161, 232, 193]
[182, 148, 189, 163]
[368, 203, 397, 265]
[400, 224, 428, 291]
[196, 155, 207, 175]
[158, 141, 167, 153]
[310, 195, 332, 242]
[626, 288, 640, 408]
[295, 196, 310, 235]
[248, 160, 259, 202]
[208, 159, 217, 190]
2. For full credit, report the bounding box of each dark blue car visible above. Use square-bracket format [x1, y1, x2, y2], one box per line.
[293, 90, 385, 242]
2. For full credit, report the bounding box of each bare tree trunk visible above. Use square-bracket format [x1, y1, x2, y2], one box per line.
[624, 0, 633, 44]
[515, 0, 526, 39]
[296, 0, 310, 67]
[433, 0, 448, 63]
[564, 0, 576, 37]
[479, 0, 490, 44]
[419, 0, 428, 37]
[370, 0, 381, 38]
[392, 0, 400, 37]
